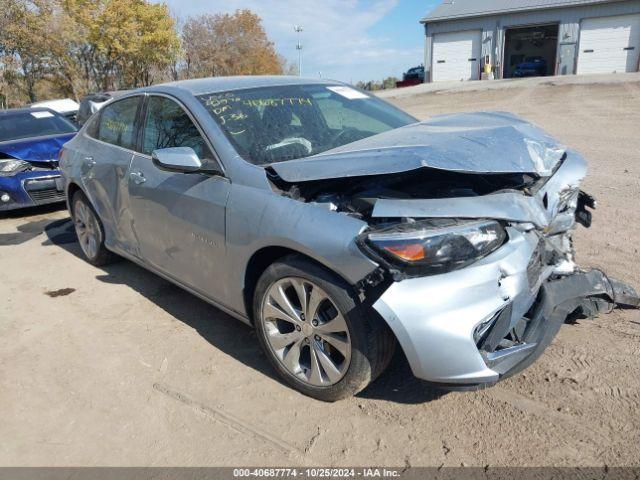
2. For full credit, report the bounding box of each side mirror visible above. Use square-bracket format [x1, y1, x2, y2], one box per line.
[151, 147, 202, 173]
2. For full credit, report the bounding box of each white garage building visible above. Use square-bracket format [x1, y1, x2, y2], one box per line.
[422, 0, 640, 82]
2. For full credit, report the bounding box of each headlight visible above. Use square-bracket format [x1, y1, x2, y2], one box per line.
[0, 159, 29, 176]
[360, 219, 506, 275]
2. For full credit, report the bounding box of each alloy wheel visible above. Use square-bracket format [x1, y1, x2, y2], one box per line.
[73, 200, 101, 260]
[261, 277, 352, 387]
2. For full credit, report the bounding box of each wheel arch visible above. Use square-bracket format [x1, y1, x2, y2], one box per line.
[242, 246, 355, 324]
[66, 181, 83, 213]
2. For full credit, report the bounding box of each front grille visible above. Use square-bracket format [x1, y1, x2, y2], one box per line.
[28, 188, 66, 203]
[27, 160, 59, 169]
[24, 177, 65, 204]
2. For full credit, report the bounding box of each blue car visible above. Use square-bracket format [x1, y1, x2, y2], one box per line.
[513, 57, 548, 78]
[0, 107, 77, 211]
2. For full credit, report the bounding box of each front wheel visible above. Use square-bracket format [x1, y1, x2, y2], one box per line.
[253, 255, 395, 401]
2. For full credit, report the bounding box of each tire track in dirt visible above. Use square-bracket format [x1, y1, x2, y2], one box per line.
[153, 383, 313, 463]
[486, 387, 611, 445]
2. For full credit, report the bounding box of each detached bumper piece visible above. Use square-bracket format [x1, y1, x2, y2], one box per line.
[477, 270, 639, 382]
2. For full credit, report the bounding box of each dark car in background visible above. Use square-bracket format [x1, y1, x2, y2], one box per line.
[396, 65, 425, 88]
[0, 107, 77, 211]
[77, 91, 131, 126]
[513, 57, 548, 77]
[403, 66, 425, 83]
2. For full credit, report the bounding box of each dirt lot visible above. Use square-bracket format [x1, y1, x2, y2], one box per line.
[1, 77, 639, 468]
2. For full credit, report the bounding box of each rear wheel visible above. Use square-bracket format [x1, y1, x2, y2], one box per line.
[254, 255, 395, 401]
[71, 191, 117, 266]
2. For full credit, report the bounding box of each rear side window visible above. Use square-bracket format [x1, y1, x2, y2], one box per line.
[142, 96, 212, 159]
[84, 114, 100, 139]
[96, 97, 141, 150]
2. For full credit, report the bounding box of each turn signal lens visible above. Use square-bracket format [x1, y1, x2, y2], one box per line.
[383, 243, 425, 261]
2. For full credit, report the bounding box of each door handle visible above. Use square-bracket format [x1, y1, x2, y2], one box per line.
[130, 171, 146, 185]
[80, 156, 96, 176]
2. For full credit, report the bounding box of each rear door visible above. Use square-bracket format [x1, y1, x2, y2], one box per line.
[75, 95, 143, 254]
[432, 30, 482, 82]
[127, 94, 230, 301]
[578, 14, 640, 74]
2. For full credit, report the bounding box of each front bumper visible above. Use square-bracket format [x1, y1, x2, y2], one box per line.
[373, 228, 639, 387]
[0, 170, 66, 211]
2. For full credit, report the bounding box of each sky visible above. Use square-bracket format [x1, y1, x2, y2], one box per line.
[161, 0, 442, 83]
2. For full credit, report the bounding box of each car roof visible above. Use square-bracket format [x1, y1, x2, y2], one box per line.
[138, 75, 344, 96]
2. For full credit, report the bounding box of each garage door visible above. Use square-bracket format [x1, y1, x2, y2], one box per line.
[432, 30, 482, 82]
[578, 14, 640, 74]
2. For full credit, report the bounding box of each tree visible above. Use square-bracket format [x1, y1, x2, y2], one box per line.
[1, 0, 180, 103]
[88, 0, 180, 89]
[0, 0, 55, 102]
[382, 76, 399, 90]
[182, 9, 284, 79]
[1, 2, 282, 105]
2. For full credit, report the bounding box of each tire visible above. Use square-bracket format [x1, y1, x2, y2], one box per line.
[253, 255, 395, 401]
[71, 190, 117, 266]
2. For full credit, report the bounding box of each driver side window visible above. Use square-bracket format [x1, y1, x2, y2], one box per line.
[142, 96, 213, 160]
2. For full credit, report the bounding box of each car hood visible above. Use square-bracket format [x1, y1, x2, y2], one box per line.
[0, 133, 76, 162]
[270, 111, 566, 183]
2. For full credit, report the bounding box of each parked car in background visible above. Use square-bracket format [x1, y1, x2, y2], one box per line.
[76, 91, 131, 126]
[60, 76, 638, 401]
[403, 65, 425, 82]
[30, 98, 80, 124]
[0, 107, 77, 211]
[396, 65, 425, 88]
[513, 57, 548, 77]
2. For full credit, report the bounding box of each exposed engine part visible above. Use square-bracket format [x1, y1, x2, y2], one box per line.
[268, 166, 542, 221]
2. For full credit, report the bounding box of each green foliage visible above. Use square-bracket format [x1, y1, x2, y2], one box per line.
[0, 1, 283, 105]
[356, 76, 400, 91]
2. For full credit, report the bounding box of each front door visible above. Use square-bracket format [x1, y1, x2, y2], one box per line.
[127, 95, 230, 302]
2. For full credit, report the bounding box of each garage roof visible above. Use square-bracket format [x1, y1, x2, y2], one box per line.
[422, 0, 618, 22]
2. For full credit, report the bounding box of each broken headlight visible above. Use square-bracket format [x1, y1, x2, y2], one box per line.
[361, 220, 506, 275]
[0, 159, 29, 176]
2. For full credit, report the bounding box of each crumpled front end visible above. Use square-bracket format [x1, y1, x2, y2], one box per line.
[266, 111, 640, 387]
[0, 170, 66, 211]
[0, 135, 72, 211]
[369, 150, 639, 386]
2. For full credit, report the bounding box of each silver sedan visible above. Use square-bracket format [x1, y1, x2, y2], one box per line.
[59, 76, 638, 401]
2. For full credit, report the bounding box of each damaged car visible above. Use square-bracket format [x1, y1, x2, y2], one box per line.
[59, 77, 639, 401]
[0, 107, 77, 211]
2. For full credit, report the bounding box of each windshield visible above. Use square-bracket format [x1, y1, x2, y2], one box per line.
[0, 110, 78, 142]
[197, 84, 417, 165]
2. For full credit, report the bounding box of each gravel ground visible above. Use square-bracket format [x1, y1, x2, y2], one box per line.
[1, 76, 639, 468]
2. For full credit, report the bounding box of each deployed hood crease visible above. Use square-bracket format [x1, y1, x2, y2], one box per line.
[271, 111, 566, 183]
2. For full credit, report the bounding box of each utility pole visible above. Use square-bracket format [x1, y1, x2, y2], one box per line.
[294, 25, 303, 76]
